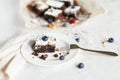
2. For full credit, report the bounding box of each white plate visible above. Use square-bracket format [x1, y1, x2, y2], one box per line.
[20, 32, 79, 67]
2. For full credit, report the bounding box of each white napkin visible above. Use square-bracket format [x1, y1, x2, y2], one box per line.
[0, 32, 33, 80]
[0, 49, 20, 80]
[5, 53, 26, 80]
[0, 51, 26, 80]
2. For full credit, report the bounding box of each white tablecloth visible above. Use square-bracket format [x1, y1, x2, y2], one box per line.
[0, 0, 120, 80]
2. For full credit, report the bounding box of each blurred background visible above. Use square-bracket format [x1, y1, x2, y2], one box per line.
[0, 0, 120, 44]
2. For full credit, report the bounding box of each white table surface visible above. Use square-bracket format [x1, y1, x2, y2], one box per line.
[0, 0, 120, 80]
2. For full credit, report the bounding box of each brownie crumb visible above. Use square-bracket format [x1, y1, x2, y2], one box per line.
[55, 48, 60, 51]
[45, 54, 48, 57]
[54, 38, 56, 41]
[59, 53, 62, 55]
[54, 54, 58, 57]
[32, 52, 38, 56]
[40, 54, 48, 60]
[67, 52, 69, 54]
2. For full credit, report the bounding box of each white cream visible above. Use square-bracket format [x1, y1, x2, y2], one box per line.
[34, 1, 49, 10]
[64, 6, 80, 17]
[44, 8, 62, 17]
[35, 34, 56, 46]
[46, 1, 64, 8]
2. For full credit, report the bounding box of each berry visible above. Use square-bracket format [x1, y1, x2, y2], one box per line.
[71, 5, 75, 9]
[42, 36, 48, 41]
[47, 18, 54, 23]
[44, 15, 55, 23]
[78, 63, 85, 69]
[108, 37, 114, 43]
[69, 18, 76, 24]
[63, 23, 67, 27]
[59, 55, 65, 60]
[75, 38, 80, 42]
[48, 22, 56, 28]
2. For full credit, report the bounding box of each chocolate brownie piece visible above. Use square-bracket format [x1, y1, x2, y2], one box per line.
[27, 1, 49, 17]
[33, 45, 55, 53]
[32, 34, 56, 53]
[64, 5, 80, 18]
[44, 8, 62, 22]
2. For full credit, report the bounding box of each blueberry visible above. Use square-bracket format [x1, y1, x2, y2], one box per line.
[63, 23, 67, 27]
[59, 55, 65, 60]
[108, 37, 114, 43]
[44, 15, 55, 23]
[75, 38, 80, 42]
[42, 36, 48, 41]
[77, 63, 85, 69]
[47, 18, 54, 23]
[71, 5, 75, 9]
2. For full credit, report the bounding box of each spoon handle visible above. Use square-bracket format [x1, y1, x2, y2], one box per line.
[70, 44, 118, 56]
[80, 47, 118, 56]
